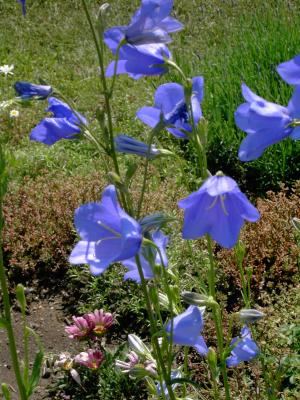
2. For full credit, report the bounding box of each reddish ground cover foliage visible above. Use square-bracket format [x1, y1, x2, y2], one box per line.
[217, 184, 300, 296]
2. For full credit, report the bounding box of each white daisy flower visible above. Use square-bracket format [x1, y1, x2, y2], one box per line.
[0, 65, 14, 76]
[10, 109, 19, 118]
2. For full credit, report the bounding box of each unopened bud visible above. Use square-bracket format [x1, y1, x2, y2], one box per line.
[239, 309, 264, 324]
[182, 291, 210, 306]
[16, 284, 27, 314]
[99, 2, 110, 15]
[97, 3, 111, 35]
[128, 334, 152, 359]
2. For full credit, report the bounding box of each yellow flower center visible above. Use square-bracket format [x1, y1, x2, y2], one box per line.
[93, 324, 106, 336]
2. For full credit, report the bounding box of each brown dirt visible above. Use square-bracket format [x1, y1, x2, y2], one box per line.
[0, 295, 78, 400]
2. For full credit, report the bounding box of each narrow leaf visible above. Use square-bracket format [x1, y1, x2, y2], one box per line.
[1, 383, 11, 400]
[27, 351, 43, 396]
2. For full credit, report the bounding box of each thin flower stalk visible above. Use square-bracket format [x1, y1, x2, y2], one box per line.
[0, 148, 27, 400]
[134, 254, 176, 400]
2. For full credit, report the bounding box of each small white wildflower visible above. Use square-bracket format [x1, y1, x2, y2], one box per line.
[10, 109, 19, 118]
[0, 65, 14, 76]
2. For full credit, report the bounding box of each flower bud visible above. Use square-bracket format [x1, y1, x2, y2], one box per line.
[16, 284, 27, 314]
[70, 368, 81, 385]
[182, 291, 210, 306]
[239, 309, 264, 324]
[128, 334, 152, 359]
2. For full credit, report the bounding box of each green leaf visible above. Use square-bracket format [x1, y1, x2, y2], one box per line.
[1, 383, 11, 400]
[16, 284, 27, 315]
[26, 351, 43, 396]
[0, 316, 8, 329]
[125, 161, 138, 186]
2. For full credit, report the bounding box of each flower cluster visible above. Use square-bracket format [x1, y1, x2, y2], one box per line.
[17, 0, 294, 397]
[65, 309, 114, 340]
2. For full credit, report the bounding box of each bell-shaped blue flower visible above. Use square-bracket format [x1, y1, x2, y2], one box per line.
[14, 82, 52, 99]
[104, 0, 182, 79]
[30, 97, 87, 145]
[105, 34, 170, 79]
[115, 134, 160, 158]
[226, 326, 259, 367]
[178, 174, 260, 248]
[17, 0, 26, 15]
[69, 185, 142, 276]
[165, 305, 208, 356]
[121, 0, 182, 46]
[235, 83, 300, 161]
[121, 230, 168, 283]
[137, 77, 204, 138]
[277, 53, 300, 85]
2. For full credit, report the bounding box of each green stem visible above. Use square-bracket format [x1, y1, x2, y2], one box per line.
[207, 241, 231, 399]
[182, 347, 189, 397]
[81, 0, 129, 210]
[22, 314, 29, 387]
[185, 85, 231, 399]
[109, 40, 125, 97]
[0, 251, 27, 400]
[206, 235, 216, 298]
[136, 121, 164, 219]
[135, 255, 176, 400]
[0, 205, 27, 398]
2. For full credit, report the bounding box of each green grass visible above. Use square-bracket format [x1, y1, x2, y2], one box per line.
[1, 0, 300, 193]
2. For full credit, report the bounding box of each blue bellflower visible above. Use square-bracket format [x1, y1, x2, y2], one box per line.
[226, 326, 259, 367]
[178, 174, 260, 248]
[104, 1, 182, 79]
[69, 185, 142, 276]
[122, 0, 182, 46]
[121, 230, 168, 283]
[30, 97, 87, 145]
[165, 305, 208, 356]
[14, 82, 52, 99]
[17, 0, 26, 15]
[137, 77, 204, 138]
[235, 83, 300, 161]
[277, 53, 300, 85]
[115, 134, 160, 158]
[105, 36, 170, 79]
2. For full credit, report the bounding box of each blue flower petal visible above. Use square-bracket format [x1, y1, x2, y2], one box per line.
[47, 97, 87, 126]
[104, 27, 126, 54]
[14, 81, 52, 99]
[277, 53, 300, 85]
[154, 83, 184, 115]
[193, 335, 209, 356]
[166, 305, 205, 347]
[287, 86, 300, 119]
[226, 326, 259, 367]
[30, 118, 80, 145]
[136, 106, 161, 128]
[290, 126, 300, 140]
